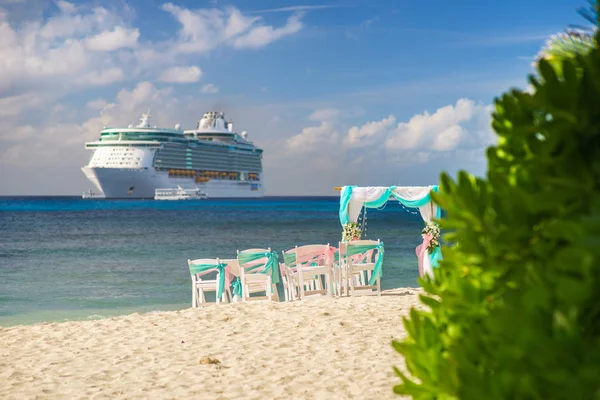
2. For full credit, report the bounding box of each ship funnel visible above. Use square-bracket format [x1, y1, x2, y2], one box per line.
[228, 121, 233, 132]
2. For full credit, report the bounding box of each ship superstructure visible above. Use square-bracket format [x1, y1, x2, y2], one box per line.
[81, 112, 264, 198]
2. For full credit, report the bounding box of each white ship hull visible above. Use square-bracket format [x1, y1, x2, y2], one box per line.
[82, 167, 264, 199]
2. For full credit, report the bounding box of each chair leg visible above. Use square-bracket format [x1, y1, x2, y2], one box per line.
[221, 289, 229, 304]
[267, 277, 273, 301]
[283, 279, 289, 301]
[288, 278, 295, 301]
[192, 282, 197, 308]
[298, 267, 305, 301]
[272, 284, 280, 302]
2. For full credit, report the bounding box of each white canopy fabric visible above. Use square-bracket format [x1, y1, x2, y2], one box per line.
[339, 185, 440, 278]
[345, 186, 439, 225]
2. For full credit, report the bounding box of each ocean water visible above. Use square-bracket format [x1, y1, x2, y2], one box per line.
[0, 196, 423, 326]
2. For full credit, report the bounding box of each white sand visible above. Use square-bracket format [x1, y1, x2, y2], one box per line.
[0, 288, 424, 399]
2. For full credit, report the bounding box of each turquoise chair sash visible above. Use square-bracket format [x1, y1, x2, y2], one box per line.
[189, 262, 227, 299]
[234, 250, 280, 297]
[232, 278, 242, 297]
[344, 242, 385, 285]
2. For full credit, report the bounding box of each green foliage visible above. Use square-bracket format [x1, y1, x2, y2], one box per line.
[393, 5, 600, 399]
[535, 2, 598, 78]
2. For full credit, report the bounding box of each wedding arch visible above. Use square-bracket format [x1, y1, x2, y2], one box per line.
[337, 185, 442, 278]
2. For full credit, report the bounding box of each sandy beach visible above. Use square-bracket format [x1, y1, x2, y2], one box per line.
[0, 288, 423, 399]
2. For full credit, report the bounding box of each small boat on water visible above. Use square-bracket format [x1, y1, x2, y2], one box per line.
[154, 186, 208, 201]
[82, 189, 105, 199]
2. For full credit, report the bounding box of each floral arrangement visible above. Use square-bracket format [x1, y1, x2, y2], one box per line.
[421, 221, 440, 253]
[342, 222, 362, 242]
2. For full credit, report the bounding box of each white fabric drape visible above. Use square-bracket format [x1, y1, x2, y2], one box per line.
[346, 186, 437, 225]
[344, 185, 438, 278]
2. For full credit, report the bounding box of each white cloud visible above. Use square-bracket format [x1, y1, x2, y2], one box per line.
[200, 83, 219, 94]
[0, 93, 45, 117]
[385, 98, 490, 151]
[85, 27, 140, 51]
[79, 67, 125, 86]
[87, 98, 108, 109]
[0, 5, 137, 99]
[39, 6, 120, 40]
[115, 81, 167, 111]
[1, 125, 35, 142]
[158, 66, 202, 83]
[253, 5, 339, 13]
[344, 115, 395, 147]
[432, 125, 463, 151]
[56, 0, 76, 14]
[232, 13, 303, 49]
[309, 108, 340, 121]
[162, 3, 304, 53]
[286, 121, 338, 153]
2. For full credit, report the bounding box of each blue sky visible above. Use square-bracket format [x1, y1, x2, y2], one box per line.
[0, 0, 589, 195]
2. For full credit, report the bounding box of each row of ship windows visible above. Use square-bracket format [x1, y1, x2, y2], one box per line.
[155, 152, 257, 158]
[159, 146, 259, 153]
[156, 155, 261, 163]
[155, 153, 260, 160]
[161, 145, 261, 153]
[87, 144, 159, 148]
[155, 163, 261, 170]
[155, 159, 261, 166]
[95, 162, 141, 166]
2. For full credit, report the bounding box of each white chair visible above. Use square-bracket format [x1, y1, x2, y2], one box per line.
[279, 262, 292, 302]
[237, 248, 280, 302]
[342, 240, 384, 297]
[282, 244, 334, 301]
[188, 258, 232, 307]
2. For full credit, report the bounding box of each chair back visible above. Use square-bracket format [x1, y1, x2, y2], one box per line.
[188, 258, 224, 279]
[188, 258, 228, 298]
[237, 248, 281, 284]
[345, 239, 384, 286]
[296, 244, 334, 268]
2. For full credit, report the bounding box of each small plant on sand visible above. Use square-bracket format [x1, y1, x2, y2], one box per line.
[393, 2, 600, 399]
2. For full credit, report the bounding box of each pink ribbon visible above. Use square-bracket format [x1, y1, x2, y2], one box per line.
[415, 233, 433, 278]
[224, 265, 234, 288]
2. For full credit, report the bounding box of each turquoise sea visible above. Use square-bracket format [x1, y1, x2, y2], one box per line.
[0, 196, 423, 326]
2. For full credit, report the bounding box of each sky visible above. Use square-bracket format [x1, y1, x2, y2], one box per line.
[0, 0, 588, 195]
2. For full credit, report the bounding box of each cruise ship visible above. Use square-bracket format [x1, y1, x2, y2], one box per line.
[81, 111, 264, 199]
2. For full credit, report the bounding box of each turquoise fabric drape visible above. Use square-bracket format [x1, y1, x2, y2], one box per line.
[189, 262, 227, 299]
[430, 246, 442, 269]
[283, 252, 297, 267]
[338, 185, 443, 276]
[231, 278, 242, 297]
[344, 242, 385, 285]
[235, 251, 281, 298]
[339, 186, 355, 226]
[339, 185, 440, 226]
